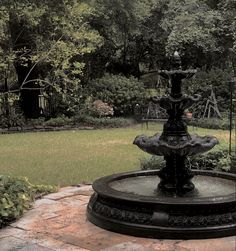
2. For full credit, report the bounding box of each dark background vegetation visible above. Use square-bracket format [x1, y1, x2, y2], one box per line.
[0, 0, 235, 125]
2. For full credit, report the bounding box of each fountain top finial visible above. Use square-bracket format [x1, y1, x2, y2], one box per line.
[173, 51, 182, 69]
[174, 51, 179, 57]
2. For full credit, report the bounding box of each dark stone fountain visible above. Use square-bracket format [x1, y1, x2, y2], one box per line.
[87, 52, 236, 239]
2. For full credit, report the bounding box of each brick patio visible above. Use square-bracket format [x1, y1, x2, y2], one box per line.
[0, 185, 235, 251]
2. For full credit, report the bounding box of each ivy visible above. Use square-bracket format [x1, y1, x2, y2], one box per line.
[0, 175, 57, 228]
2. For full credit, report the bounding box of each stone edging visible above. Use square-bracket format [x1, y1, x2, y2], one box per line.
[0, 125, 95, 134]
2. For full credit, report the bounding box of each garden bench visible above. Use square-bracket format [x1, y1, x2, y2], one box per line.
[141, 118, 167, 129]
[141, 117, 197, 130]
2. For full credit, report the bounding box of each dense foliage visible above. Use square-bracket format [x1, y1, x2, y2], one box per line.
[140, 149, 231, 172]
[0, 0, 235, 120]
[188, 149, 230, 171]
[0, 175, 57, 228]
[85, 74, 146, 116]
[188, 118, 231, 130]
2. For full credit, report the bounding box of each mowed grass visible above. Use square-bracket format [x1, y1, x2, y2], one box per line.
[0, 123, 230, 186]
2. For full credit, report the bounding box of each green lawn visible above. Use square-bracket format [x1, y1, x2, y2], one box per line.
[0, 123, 229, 186]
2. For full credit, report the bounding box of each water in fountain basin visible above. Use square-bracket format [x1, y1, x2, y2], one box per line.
[110, 175, 236, 199]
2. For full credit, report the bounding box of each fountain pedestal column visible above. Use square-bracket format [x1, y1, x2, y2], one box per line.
[135, 52, 219, 195]
[158, 155, 194, 193]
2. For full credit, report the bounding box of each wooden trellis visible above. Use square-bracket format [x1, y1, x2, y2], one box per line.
[144, 101, 167, 119]
[202, 86, 221, 119]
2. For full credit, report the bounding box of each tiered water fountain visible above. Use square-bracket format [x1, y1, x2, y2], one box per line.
[87, 52, 236, 239]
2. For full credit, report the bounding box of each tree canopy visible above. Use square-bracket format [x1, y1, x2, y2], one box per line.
[0, 0, 103, 116]
[0, 0, 234, 118]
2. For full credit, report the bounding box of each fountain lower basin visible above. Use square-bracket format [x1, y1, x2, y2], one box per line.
[87, 170, 236, 239]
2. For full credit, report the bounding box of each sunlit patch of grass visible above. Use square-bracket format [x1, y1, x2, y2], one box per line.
[0, 123, 229, 186]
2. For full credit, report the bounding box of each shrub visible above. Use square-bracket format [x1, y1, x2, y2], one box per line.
[140, 156, 165, 170]
[140, 150, 230, 172]
[85, 74, 146, 116]
[79, 98, 114, 118]
[44, 116, 73, 127]
[74, 115, 136, 128]
[46, 88, 81, 118]
[188, 149, 230, 171]
[92, 100, 114, 117]
[25, 117, 45, 127]
[188, 118, 231, 130]
[0, 175, 57, 228]
[0, 113, 25, 128]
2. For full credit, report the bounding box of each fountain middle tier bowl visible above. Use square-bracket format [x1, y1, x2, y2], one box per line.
[133, 134, 219, 156]
[87, 170, 236, 239]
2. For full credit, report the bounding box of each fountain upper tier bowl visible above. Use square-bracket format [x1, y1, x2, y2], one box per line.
[134, 134, 219, 156]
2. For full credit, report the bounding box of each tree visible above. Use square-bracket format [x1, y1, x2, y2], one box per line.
[160, 0, 224, 68]
[87, 0, 158, 78]
[0, 0, 103, 117]
[217, 0, 236, 73]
